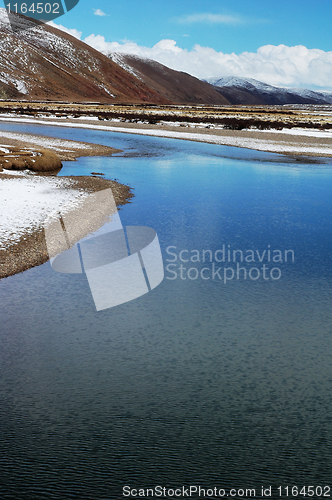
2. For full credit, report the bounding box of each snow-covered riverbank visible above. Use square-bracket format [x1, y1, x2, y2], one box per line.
[1, 114, 332, 157]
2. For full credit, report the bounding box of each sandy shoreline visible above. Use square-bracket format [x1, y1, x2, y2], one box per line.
[1, 114, 332, 158]
[1, 109, 332, 280]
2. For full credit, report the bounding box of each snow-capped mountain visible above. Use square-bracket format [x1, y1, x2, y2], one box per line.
[1, 9, 330, 107]
[107, 53, 230, 105]
[0, 9, 168, 103]
[205, 76, 332, 105]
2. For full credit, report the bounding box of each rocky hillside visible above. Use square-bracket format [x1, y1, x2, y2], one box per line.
[2, 8, 330, 107]
[108, 53, 230, 105]
[0, 9, 168, 103]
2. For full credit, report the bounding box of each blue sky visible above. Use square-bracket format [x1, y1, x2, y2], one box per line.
[53, 0, 332, 89]
[62, 0, 332, 54]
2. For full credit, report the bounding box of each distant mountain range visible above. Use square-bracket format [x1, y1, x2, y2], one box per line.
[0, 10, 331, 106]
[108, 53, 229, 105]
[204, 76, 332, 105]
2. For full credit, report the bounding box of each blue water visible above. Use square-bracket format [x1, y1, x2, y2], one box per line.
[1, 123, 332, 499]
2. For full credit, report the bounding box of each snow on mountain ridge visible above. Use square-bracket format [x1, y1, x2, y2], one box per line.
[205, 76, 332, 104]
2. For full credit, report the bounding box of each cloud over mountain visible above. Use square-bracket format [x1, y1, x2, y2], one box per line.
[83, 36, 332, 90]
[93, 9, 107, 17]
[48, 19, 332, 91]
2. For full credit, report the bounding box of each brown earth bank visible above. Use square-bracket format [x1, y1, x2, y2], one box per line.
[0, 176, 133, 280]
[0, 130, 132, 280]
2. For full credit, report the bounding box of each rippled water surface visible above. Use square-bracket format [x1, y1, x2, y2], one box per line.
[1, 123, 332, 499]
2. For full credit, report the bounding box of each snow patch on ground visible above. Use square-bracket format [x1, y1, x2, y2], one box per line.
[258, 128, 332, 139]
[0, 169, 34, 176]
[1, 115, 332, 159]
[0, 175, 88, 249]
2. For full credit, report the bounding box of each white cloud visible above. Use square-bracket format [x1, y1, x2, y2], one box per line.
[93, 8, 107, 16]
[175, 13, 243, 25]
[83, 35, 332, 89]
[46, 20, 82, 39]
[46, 21, 332, 90]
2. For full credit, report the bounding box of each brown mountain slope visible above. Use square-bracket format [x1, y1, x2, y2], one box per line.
[0, 9, 169, 103]
[108, 53, 230, 105]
